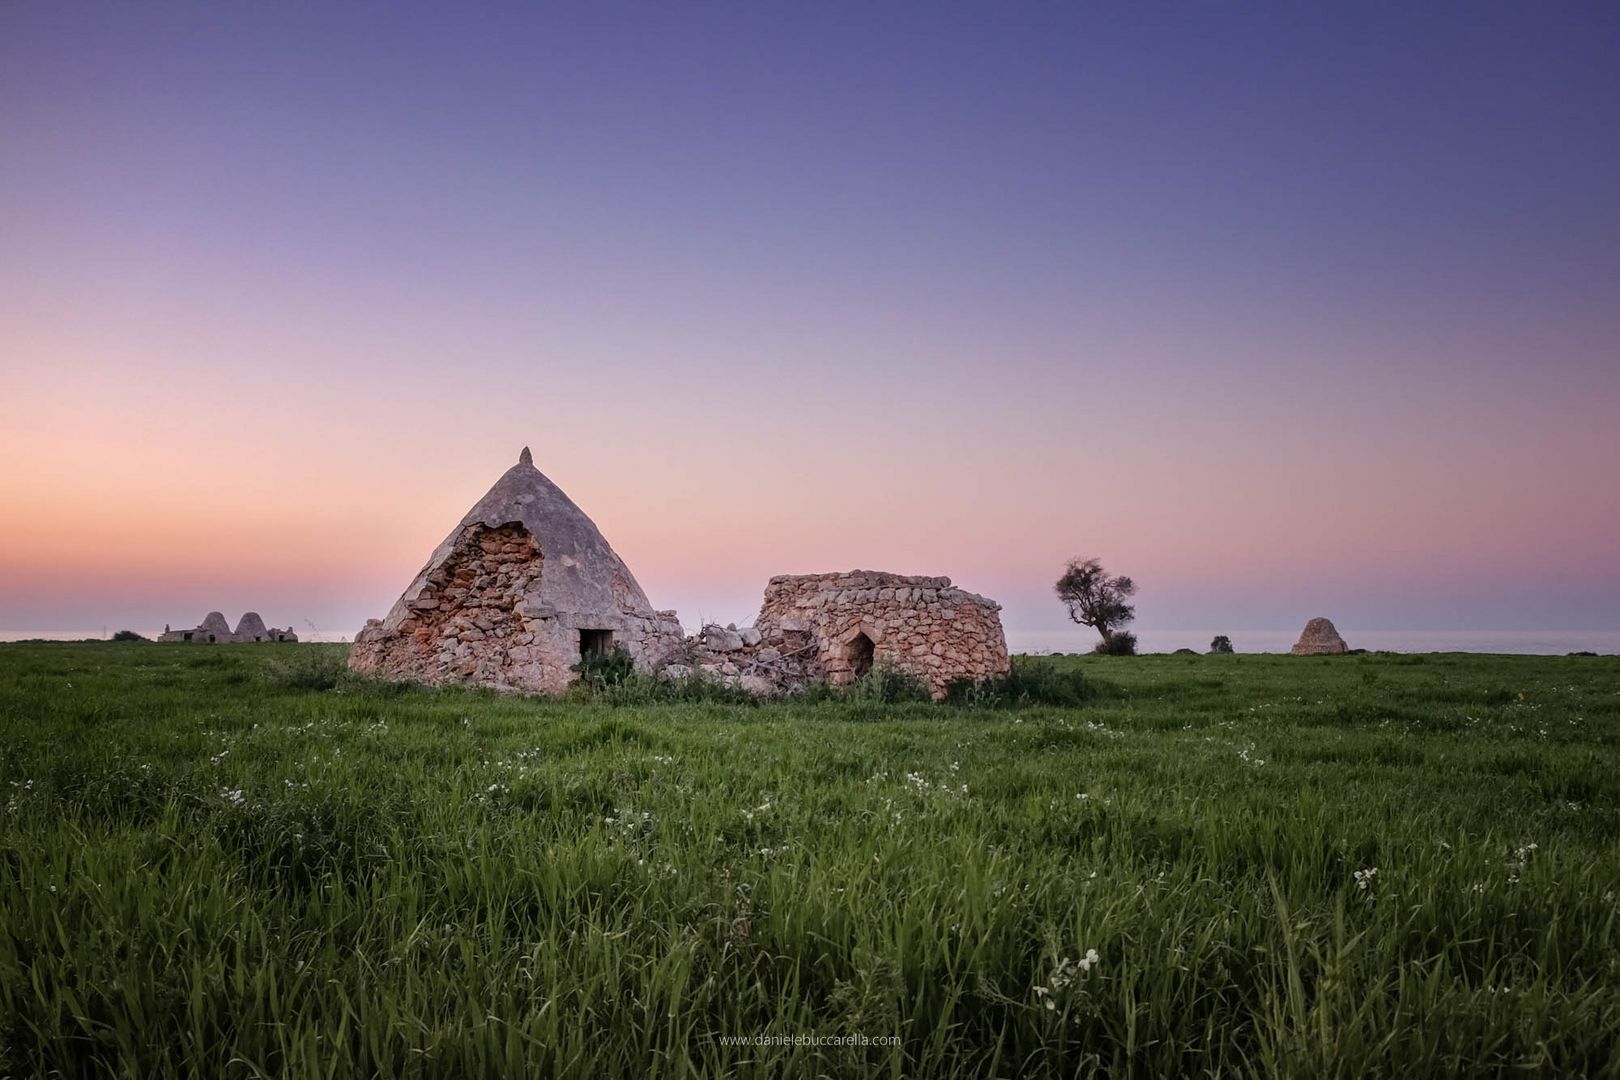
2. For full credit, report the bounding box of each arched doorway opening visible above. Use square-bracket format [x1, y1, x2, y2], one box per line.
[849, 632, 875, 679]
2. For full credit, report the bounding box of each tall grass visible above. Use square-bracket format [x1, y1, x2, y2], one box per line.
[1, 643, 1617, 1077]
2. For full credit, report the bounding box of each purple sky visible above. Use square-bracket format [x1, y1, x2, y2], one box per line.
[2, 2, 1617, 638]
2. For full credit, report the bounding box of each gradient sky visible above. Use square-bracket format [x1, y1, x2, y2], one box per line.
[2, 1, 1617, 638]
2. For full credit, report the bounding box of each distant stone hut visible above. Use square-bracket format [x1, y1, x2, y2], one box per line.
[684, 571, 1010, 699]
[349, 448, 685, 694]
[158, 612, 298, 643]
[1291, 617, 1349, 655]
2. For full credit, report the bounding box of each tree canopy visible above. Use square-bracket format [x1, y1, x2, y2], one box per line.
[1054, 557, 1137, 645]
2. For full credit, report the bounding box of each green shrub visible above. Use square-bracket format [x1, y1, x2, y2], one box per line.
[262, 647, 348, 691]
[580, 669, 759, 706]
[569, 645, 636, 692]
[843, 664, 932, 704]
[1093, 632, 1138, 656]
[110, 629, 148, 642]
[945, 655, 1090, 707]
[567, 653, 761, 705]
[785, 678, 837, 703]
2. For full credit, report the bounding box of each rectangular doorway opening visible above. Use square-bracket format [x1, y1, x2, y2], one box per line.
[579, 628, 615, 659]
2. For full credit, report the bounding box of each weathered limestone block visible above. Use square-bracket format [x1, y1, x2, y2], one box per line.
[704, 625, 745, 652]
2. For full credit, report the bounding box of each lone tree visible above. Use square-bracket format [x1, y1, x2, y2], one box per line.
[1055, 557, 1137, 649]
[1209, 635, 1234, 654]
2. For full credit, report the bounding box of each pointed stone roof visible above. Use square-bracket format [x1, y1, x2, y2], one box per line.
[199, 612, 231, 637]
[374, 448, 659, 630]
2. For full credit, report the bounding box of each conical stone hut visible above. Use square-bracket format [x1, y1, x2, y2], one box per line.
[233, 612, 270, 641]
[1290, 617, 1349, 655]
[198, 612, 232, 640]
[349, 448, 685, 693]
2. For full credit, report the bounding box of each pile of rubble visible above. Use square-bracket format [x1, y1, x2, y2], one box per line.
[662, 621, 824, 695]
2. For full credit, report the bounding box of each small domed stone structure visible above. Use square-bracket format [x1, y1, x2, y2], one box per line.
[1291, 617, 1349, 655]
[349, 448, 685, 693]
[233, 612, 270, 641]
[684, 571, 1010, 699]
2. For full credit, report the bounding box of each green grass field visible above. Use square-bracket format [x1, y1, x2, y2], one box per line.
[2, 643, 1618, 1078]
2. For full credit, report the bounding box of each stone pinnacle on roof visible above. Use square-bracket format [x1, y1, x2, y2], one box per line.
[519, 446, 533, 467]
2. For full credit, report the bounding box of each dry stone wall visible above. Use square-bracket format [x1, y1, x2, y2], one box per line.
[350, 520, 686, 694]
[351, 523, 550, 689]
[684, 571, 1010, 698]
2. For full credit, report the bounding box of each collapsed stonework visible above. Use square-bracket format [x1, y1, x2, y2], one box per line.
[349, 448, 685, 693]
[159, 612, 298, 643]
[1291, 617, 1349, 655]
[679, 571, 1010, 699]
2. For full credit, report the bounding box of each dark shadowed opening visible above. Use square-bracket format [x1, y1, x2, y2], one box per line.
[849, 632, 875, 679]
[183, 632, 192, 642]
[579, 629, 615, 659]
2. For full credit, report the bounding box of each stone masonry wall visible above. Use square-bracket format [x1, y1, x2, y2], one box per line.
[350, 522, 553, 690]
[350, 521, 688, 694]
[684, 570, 1010, 699]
